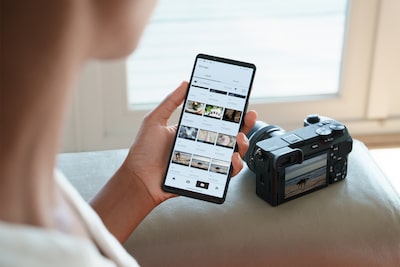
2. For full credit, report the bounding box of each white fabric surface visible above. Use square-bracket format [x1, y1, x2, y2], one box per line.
[58, 140, 400, 266]
[125, 140, 400, 266]
[0, 171, 139, 267]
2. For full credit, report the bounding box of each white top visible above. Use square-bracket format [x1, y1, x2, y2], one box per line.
[0, 171, 140, 267]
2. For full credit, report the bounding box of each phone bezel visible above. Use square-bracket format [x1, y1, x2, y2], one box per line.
[162, 53, 256, 204]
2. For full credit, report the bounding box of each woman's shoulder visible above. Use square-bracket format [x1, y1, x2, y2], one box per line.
[0, 221, 116, 267]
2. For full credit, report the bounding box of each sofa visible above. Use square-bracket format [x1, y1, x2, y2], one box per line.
[57, 140, 400, 266]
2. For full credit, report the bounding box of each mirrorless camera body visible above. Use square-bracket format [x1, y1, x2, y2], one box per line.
[244, 114, 353, 206]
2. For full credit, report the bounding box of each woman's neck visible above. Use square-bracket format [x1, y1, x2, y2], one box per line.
[0, 63, 77, 227]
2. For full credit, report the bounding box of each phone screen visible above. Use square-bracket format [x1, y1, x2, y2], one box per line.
[162, 54, 256, 204]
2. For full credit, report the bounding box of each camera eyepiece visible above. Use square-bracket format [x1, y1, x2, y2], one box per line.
[244, 121, 285, 172]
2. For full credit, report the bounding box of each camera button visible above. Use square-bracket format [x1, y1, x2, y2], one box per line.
[316, 127, 332, 136]
[311, 144, 319, 149]
[282, 134, 303, 144]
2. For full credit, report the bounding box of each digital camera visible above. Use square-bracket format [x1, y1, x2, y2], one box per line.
[244, 114, 353, 206]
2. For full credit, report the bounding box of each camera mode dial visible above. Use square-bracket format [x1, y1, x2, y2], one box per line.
[304, 114, 320, 126]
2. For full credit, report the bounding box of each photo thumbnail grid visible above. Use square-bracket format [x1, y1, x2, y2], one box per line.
[169, 84, 246, 179]
[171, 150, 230, 175]
[185, 100, 243, 124]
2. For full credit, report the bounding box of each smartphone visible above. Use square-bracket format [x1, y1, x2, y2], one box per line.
[162, 54, 256, 204]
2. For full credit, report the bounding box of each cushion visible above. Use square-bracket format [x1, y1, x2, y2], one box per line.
[58, 140, 400, 266]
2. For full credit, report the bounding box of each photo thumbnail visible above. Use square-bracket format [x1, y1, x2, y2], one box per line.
[197, 129, 217, 145]
[204, 104, 224, 119]
[191, 154, 211, 171]
[185, 100, 205, 115]
[216, 133, 236, 148]
[171, 150, 192, 166]
[223, 108, 242, 123]
[178, 125, 198, 141]
[285, 173, 326, 199]
[210, 159, 230, 175]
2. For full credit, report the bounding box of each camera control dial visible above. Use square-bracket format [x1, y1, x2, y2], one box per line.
[315, 126, 332, 136]
[316, 122, 345, 138]
[329, 123, 345, 133]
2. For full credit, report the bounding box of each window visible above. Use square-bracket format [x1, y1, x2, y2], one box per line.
[127, 0, 347, 106]
[64, 0, 400, 152]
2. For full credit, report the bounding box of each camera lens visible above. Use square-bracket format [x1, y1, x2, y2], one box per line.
[244, 121, 285, 172]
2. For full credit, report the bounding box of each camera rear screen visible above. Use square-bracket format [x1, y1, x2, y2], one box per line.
[284, 153, 327, 199]
[163, 54, 255, 203]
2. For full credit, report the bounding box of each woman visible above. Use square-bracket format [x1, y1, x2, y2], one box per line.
[0, 0, 257, 266]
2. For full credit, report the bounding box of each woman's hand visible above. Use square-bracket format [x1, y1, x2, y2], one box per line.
[91, 81, 257, 242]
[124, 81, 257, 206]
[122, 81, 189, 205]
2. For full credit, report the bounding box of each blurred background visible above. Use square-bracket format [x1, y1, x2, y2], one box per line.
[63, 0, 400, 152]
